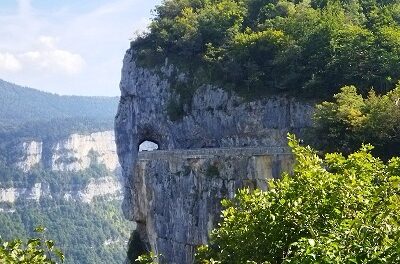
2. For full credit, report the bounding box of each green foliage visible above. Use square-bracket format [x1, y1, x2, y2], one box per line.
[310, 84, 400, 159]
[0, 226, 64, 264]
[133, 0, 400, 99]
[0, 78, 128, 264]
[135, 253, 160, 264]
[0, 199, 132, 264]
[195, 134, 400, 263]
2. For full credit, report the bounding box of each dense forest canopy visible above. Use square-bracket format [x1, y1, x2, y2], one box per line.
[133, 0, 400, 98]
[0, 198, 131, 264]
[309, 84, 400, 159]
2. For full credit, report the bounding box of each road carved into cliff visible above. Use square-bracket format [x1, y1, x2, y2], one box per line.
[138, 146, 292, 161]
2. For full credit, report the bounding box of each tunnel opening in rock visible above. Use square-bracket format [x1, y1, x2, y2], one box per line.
[127, 229, 150, 263]
[139, 140, 159, 152]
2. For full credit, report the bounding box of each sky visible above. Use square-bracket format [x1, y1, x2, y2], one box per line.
[0, 0, 161, 96]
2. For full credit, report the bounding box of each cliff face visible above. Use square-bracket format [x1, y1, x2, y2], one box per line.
[0, 177, 122, 206]
[16, 141, 43, 172]
[0, 130, 122, 207]
[0, 183, 46, 204]
[133, 149, 293, 263]
[11, 131, 119, 172]
[115, 49, 313, 263]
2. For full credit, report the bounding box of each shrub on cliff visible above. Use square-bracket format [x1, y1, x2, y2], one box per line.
[309, 84, 400, 159]
[195, 134, 400, 263]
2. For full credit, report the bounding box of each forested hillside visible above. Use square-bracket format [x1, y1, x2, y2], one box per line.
[134, 0, 400, 98]
[0, 79, 131, 263]
[0, 79, 118, 138]
[0, 195, 131, 264]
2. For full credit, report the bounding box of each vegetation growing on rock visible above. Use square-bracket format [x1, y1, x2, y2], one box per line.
[133, 0, 400, 98]
[195, 134, 400, 263]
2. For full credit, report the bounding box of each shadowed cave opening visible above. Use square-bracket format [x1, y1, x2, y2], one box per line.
[138, 140, 159, 152]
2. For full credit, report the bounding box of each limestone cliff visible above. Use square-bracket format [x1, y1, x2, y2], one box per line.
[115, 49, 313, 263]
[16, 141, 43, 172]
[11, 130, 119, 172]
[0, 177, 122, 205]
[51, 131, 119, 172]
[0, 130, 123, 207]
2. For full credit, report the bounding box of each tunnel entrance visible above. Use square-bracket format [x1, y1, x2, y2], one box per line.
[139, 141, 159, 152]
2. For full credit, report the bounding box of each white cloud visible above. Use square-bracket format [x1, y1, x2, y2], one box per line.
[38, 36, 56, 49]
[0, 36, 85, 75]
[0, 53, 22, 72]
[19, 36, 85, 75]
[0, 0, 161, 95]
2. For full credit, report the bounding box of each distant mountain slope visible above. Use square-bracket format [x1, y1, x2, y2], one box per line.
[0, 79, 118, 125]
[0, 79, 118, 138]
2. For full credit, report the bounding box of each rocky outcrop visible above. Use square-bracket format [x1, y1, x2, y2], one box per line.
[115, 49, 313, 263]
[64, 176, 123, 203]
[0, 177, 122, 205]
[132, 149, 293, 263]
[1, 130, 123, 207]
[0, 183, 49, 203]
[16, 141, 43, 172]
[51, 131, 119, 172]
[12, 131, 119, 172]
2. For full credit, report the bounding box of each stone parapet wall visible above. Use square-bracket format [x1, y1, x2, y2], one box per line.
[138, 147, 291, 161]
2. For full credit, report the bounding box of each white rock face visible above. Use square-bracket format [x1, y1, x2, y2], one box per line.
[13, 130, 119, 172]
[17, 141, 43, 172]
[25, 183, 44, 201]
[65, 177, 122, 203]
[2, 130, 122, 208]
[0, 187, 18, 203]
[0, 183, 44, 203]
[51, 131, 119, 172]
[0, 177, 122, 205]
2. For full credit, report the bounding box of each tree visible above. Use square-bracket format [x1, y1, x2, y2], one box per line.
[0, 227, 64, 264]
[133, 0, 400, 99]
[195, 134, 400, 263]
[310, 84, 400, 159]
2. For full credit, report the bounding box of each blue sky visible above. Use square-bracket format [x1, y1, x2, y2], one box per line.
[0, 0, 161, 96]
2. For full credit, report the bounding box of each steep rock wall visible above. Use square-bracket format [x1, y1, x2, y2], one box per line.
[63, 176, 123, 203]
[0, 183, 46, 204]
[1, 131, 123, 207]
[115, 49, 314, 263]
[51, 131, 119, 172]
[0, 177, 122, 205]
[16, 141, 43, 172]
[132, 149, 293, 263]
[11, 131, 119, 172]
